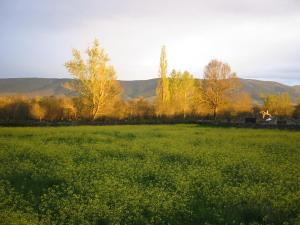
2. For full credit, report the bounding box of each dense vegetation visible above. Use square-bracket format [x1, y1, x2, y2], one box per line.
[0, 93, 299, 122]
[0, 125, 299, 224]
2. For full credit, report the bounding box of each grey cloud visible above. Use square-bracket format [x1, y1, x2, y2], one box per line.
[1, 0, 300, 32]
[0, 0, 299, 84]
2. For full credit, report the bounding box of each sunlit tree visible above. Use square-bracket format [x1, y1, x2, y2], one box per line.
[0, 96, 30, 121]
[61, 97, 78, 120]
[169, 70, 195, 117]
[126, 97, 154, 119]
[261, 93, 294, 118]
[156, 46, 170, 116]
[202, 60, 240, 119]
[30, 97, 46, 121]
[169, 69, 182, 115]
[226, 92, 253, 118]
[65, 39, 122, 120]
[40, 96, 63, 121]
[191, 79, 206, 116]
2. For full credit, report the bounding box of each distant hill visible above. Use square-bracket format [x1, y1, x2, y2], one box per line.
[120, 79, 157, 99]
[0, 78, 299, 102]
[0, 78, 74, 97]
[240, 79, 300, 102]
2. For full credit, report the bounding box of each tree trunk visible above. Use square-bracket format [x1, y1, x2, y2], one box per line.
[213, 107, 217, 120]
[92, 105, 99, 121]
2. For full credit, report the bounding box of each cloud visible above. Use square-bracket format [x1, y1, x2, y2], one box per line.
[0, 0, 299, 84]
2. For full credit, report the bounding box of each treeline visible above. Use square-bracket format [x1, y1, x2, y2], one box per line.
[0, 40, 299, 122]
[0, 95, 153, 121]
[0, 93, 299, 122]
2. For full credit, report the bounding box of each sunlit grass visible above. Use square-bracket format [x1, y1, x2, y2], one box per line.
[0, 125, 299, 224]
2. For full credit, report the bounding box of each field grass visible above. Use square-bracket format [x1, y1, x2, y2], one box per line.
[0, 125, 299, 225]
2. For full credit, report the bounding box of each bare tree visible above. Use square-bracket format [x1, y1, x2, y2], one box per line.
[202, 60, 240, 119]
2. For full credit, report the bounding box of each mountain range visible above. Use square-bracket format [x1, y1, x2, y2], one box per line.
[0, 78, 299, 102]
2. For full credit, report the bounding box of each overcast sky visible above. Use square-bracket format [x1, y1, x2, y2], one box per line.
[0, 0, 299, 84]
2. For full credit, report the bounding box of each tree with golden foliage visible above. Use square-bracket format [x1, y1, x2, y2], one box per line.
[127, 97, 154, 119]
[156, 46, 170, 116]
[191, 80, 208, 116]
[180, 71, 195, 118]
[40, 96, 64, 121]
[0, 96, 30, 120]
[169, 70, 195, 118]
[226, 92, 253, 117]
[202, 60, 240, 119]
[169, 69, 181, 115]
[261, 93, 294, 118]
[61, 97, 78, 120]
[30, 97, 46, 121]
[65, 39, 122, 120]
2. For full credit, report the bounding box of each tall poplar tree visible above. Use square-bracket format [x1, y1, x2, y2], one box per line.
[156, 46, 170, 116]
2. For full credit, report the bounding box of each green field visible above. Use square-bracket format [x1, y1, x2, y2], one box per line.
[0, 125, 299, 225]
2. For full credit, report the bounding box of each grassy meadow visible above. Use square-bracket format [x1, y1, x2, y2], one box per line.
[0, 125, 299, 225]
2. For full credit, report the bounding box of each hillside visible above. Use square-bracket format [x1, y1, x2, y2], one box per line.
[0, 78, 299, 102]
